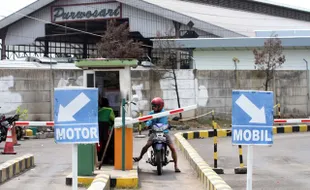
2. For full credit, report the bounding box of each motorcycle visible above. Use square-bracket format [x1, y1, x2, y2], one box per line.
[0, 112, 7, 143]
[146, 123, 173, 175]
[0, 112, 20, 143]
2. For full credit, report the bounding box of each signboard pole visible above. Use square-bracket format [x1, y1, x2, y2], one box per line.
[121, 98, 126, 171]
[72, 144, 78, 190]
[246, 145, 253, 190]
[54, 87, 99, 189]
[232, 90, 273, 190]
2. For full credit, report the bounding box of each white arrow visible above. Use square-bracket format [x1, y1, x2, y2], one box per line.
[57, 92, 90, 122]
[235, 94, 266, 124]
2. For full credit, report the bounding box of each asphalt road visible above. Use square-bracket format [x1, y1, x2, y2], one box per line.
[0, 138, 86, 190]
[0, 131, 204, 190]
[132, 132, 204, 190]
[190, 132, 310, 190]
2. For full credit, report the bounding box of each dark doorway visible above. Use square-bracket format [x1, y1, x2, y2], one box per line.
[95, 71, 120, 117]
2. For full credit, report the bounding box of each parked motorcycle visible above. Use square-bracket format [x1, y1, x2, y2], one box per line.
[0, 112, 20, 143]
[0, 112, 7, 143]
[146, 123, 173, 175]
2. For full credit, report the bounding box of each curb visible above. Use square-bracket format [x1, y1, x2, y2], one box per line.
[272, 124, 310, 134]
[174, 133, 232, 190]
[0, 154, 35, 184]
[87, 173, 110, 190]
[66, 165, 139, 189]
[110, 166, 139, 189]
[174, 124, 310, 190]
[182, 129, 232, 140]
[65, 174, 96, 187]
[182, 125, 310, 140]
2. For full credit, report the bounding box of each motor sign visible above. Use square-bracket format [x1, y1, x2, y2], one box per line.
[54, 88, 99, 144]
[232, 90, 274, 145]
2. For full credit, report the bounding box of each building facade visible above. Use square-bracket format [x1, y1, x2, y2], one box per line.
[1, 0, 310, 64]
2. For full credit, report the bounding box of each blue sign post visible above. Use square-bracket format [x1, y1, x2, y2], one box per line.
[54, 87, 98, 190]
[54, 88, 99, 144]
[232, 90, 274, 145]
[232, 90, 273, 190]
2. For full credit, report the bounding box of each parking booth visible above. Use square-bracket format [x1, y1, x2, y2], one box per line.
[75, 58, 137, 175]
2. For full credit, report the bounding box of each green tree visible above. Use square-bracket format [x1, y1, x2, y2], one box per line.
[16, 106, 28, 120]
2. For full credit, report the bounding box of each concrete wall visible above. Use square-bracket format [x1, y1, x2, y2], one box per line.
[0, 68, 308, 121]
[0, 69, 83, 120]
[131, 69, 310, 119]
[131, 69, 200, 118]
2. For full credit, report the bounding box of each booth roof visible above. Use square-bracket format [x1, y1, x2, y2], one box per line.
[75, 59, 138, 68]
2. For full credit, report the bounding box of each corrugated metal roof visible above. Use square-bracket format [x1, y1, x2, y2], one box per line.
[142, 0, 310, 37]
[0, 0, 242, 37]
[118, 0, 242, 37]
[251, 0, 310, 13]
[1, 0, 310, 38]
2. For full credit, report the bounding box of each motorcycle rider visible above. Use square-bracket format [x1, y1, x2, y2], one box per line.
[133, 97, 181, 173]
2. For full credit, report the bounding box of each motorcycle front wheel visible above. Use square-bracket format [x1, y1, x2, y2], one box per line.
[156, 151, 163, 175]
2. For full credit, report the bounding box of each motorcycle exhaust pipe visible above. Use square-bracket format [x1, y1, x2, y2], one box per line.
[147, 150, 154, 163]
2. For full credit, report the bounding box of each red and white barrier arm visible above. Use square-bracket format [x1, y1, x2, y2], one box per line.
[115, 104, 198, 127]
[15, 104, 198, 128]
[15, 121, 54, 127]
[274, 118, 310, 124]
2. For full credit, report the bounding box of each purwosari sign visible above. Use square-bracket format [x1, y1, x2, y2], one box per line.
[51, 2, 122, 23]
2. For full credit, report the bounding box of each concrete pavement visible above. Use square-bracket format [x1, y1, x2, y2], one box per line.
[0, 130, 204, 190]
[190, 133, 310, 190]
[130, 131, 204, 190]
[0, 138, 86, 190]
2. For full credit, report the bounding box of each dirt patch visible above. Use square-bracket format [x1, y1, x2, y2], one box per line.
[170, 118, 232, 130]
[133, 118, 232, 132]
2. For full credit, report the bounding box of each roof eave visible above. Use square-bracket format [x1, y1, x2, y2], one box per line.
[152, 36, 310, 49]
[0, 0, 55, 29]
[75, 59, 138, 69]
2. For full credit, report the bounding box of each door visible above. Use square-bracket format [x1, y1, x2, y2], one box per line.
[83, 70, 95, 88]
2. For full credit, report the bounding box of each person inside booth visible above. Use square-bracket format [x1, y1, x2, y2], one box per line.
[97, 97, 115, 165]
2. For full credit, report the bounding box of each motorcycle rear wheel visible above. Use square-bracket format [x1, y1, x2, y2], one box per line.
[156, 151, 163, 175]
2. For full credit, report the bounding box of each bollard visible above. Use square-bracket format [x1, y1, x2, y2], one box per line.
[277, 103, 281, 119]
[138, 115, 142, 135]
[213, 121, 218, 168]
[274, 103, 281, 119]
[238, 145, 244, 168]
[234, 145, 247, 174]
[135, 112, 146, 138]
[211, 112, 224, 174]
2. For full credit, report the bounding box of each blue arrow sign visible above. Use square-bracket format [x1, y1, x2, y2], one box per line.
[54, 88, 99, 144]
[232, 90, 274, 145]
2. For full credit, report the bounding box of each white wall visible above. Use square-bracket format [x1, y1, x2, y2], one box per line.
[193, 49, 310, 70]
[131, 69, 209, 118]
